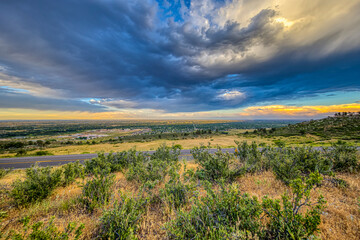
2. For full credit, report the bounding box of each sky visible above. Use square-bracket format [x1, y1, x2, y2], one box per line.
[0, 0, 360, 120]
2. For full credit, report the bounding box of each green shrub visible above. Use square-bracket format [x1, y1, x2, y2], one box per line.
[172, 144, 183, 150]
[85, 149, 139, 174]
[269, 146, 332, 185]
[234, 141, 271, 173]
[262, 171, 326, 239]
[16, 149, 27, 156]
[324, 141, 359, 173]
[191, 146, 238, 182]
[80, 170, 115, 212]
[166, 173, 326, 240]
[62, 161, 84, 186]
[0, 168, 12, 179]
[126, 145, 180, 186]
[150, 144, 181, 163]
[166, 182, 263, 239]
[327, 177, 349, 188]
[35, 150, 52, 156]
[0, 210, 7, 221]
[98, 193, 147, 240]
[7, 216, 84, 240]
[160, 163, 197, 210]
[11, 165, 62, 206]
[274, 140, 286, 148]
[126, 156, 168, 186]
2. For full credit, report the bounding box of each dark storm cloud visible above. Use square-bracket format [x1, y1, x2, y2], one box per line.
[0, 88, 106, 112]
[0, 0, 359, 113]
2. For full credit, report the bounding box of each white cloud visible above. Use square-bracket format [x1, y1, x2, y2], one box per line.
[217, 90, 245, 101]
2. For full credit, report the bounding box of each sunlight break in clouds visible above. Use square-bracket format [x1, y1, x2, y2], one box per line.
[1, 103, 360, 120]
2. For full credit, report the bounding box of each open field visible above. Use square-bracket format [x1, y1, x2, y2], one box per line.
[2, 130, 358, 159]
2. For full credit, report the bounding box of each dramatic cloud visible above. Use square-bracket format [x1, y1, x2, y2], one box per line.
[0, 87, 106, 112]
[0, 0, 359, 118]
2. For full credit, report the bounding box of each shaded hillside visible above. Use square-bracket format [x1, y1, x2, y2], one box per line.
[270, 113, 360, 139]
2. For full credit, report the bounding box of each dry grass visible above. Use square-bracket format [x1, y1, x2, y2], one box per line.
[2, 132, 358, 158]
[0, 135, 273, 158]
[0, 163, 359, 239]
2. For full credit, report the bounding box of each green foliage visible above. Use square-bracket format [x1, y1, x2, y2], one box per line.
[172, 144, 183, 150]
[16, 149, 27, 156]
[0, 210, 7, 221]
[11, 165, 62, 206]
[62, 161, 84, 186]
[160, 163, 197, 210]
[268, 113, 360, 139]
[150, 143, 181, 164]
[167, 172, 326, 240]
[80, 170, 115, 212]
[324, 141, 359, 173]
[85, 150, 139, 174]
[98, 193, 147, 240]
[262, 171, 326, 239]
[269, 146, 333, 185]
[234, 141, 271, 173]
[126, 145, 180, 186]
[0, 168, 12, 179]
[7, 216, 84, 240]
[166, 182, 263, 239]
[328, 177, 349, 188]
[34, 150, 53, 156]
[191, 146, 238, 182]
[274, 140, 286, 148]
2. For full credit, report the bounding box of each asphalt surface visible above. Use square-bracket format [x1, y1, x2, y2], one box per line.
[0, 148, 236, 169]
[1, 147, 359, 169]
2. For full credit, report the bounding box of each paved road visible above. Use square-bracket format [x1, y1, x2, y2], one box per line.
[1, 147, 359, 169]
[0, 148, 236, 169]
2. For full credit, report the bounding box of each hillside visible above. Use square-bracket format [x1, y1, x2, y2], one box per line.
[270, 112, 360, 139]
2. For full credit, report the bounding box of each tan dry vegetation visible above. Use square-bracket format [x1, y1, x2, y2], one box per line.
[0, 163, 359, 239]
[25, 135, 274, 156]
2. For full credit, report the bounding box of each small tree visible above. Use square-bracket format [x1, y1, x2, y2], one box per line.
[262, 171, 326, 239]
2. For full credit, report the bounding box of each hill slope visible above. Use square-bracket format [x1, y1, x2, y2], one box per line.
[271, 113, 360, 139]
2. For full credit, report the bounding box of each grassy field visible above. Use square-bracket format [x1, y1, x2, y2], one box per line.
[2, 130, 358, 158]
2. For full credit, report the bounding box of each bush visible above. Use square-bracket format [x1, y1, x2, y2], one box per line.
[126, 145, 180, 186]
[16, 149, 27, 156]
[160, 163, 197, 210]
[262, 171, 326, 239]
[274, 140, 286, 148]
[0, 168, 12, 179]
[234, 141, 271, 173]
[98, 193, 147, 240]
[324, 141, 359, 173]
[191, 146, 238, 182]
[34, 150, 53, 156]
[166, 172, 326, 240]
[7, 216, 84, 240]
[11, 165, 62, 206]
[80, 169, 115, 212]
[166, 182, 263, 239]
[85, 149, 139, 174]
[150, 144, 181, 163]
[269, 146, 332, 185]
[62, 161, 84, 186]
